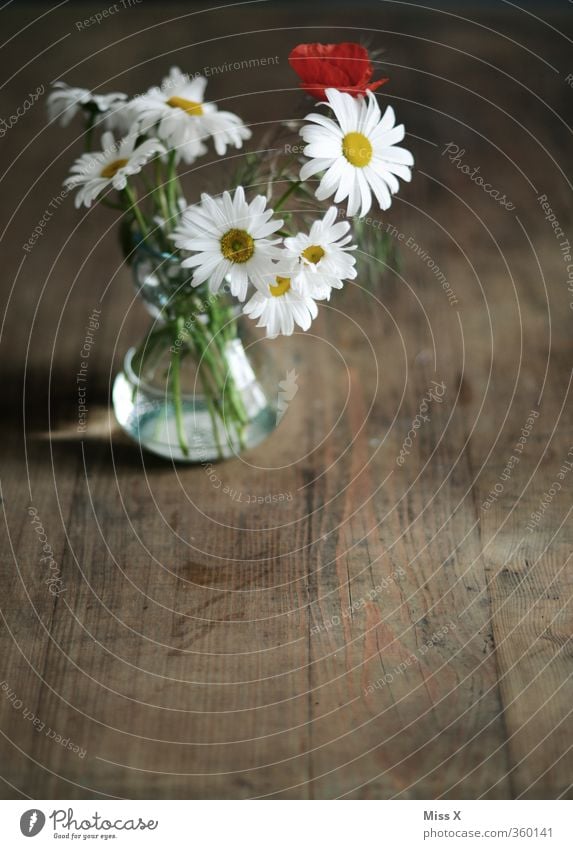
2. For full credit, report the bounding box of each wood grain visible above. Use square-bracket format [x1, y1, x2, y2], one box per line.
[0, 2, 572, 799]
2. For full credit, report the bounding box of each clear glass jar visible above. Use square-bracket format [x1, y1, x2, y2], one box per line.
[112, 242, 280, 462]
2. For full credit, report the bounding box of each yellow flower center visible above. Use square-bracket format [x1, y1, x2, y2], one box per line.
[220, 228, 254, 263]
[302, 244, 325, 264]
[269, 276, 291, 297]
[100, 158, 129, 179]
[342, 131, 372, 168]
[167, 95, 204, 116]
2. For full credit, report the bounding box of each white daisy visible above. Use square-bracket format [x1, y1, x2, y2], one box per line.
[64, 130, 165, 208]
[170, 133, 208, 166]
[283, 206, 357, 300]
[299, 88, 414, 217]
[243, 271, 318, 338]
[172, 186, 284, 302]
[47, 82, 127, 128]
[103, 97, 139, 136]
[130, 67, 251, 162]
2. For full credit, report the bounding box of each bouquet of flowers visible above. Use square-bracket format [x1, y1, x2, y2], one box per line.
[48, 42, 413, 461]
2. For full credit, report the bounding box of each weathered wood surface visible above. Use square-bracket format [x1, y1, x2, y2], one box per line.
[0, 3, 572, 799]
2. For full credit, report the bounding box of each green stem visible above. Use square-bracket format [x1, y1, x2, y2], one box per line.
[178, 319, 233, 457]
[165, 150, 181, 230]
[153, 159, 171, 225]
[210, 303, 248, 425]
[123, 183, 149, 239]
[202, 380, 223, 459]
[186, 316, 248, 450]
[171, 317, 189, 458]
[274, 179, 302, 211]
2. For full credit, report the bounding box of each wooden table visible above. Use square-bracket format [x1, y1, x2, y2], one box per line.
[1, 1, 572, 799]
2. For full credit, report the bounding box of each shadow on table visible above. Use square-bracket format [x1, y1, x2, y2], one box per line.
[28, 408, 172, 472]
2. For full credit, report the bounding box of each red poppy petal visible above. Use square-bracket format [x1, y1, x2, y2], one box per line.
[325, 43, 373, 87]
[366, 78, 389, 93]
[289, 42, 388, 100]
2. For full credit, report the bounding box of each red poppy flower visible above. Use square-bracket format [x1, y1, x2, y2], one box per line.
[288, 42, 388, 101]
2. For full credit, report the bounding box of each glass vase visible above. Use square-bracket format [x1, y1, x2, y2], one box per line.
[112, 242, 279, 462]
